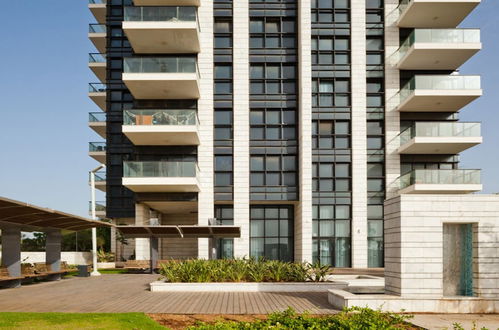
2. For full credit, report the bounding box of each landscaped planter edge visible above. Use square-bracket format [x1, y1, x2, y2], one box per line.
[150, 281, 348, 292]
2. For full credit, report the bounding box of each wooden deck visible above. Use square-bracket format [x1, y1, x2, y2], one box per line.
[0, 275, 338, 314]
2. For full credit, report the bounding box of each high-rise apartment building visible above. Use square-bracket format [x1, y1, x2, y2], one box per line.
[88, 0, 483, 268]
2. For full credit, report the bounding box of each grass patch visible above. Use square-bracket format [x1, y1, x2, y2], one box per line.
[64, 268, 129, 278]
[0, 312, 164, 330]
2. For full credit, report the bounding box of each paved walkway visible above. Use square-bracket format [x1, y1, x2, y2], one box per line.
[0, 274, 336, 314]
[411, 314, 499, 330]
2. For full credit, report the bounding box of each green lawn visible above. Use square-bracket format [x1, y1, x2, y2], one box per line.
[0, 312, 164, 329]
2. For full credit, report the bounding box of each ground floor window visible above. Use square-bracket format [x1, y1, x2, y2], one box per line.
[367, 220, 384, 267]
[249, 205, 294, 262]
[312, 204, 351, 267]
[215, 205, 234, 259]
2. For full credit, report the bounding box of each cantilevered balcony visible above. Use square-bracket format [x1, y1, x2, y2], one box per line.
[399, 169, 482, 194]
[122, 109, 199, 146]
[89, 142, 106, 163]
[122, 57, 199, 99]
[89, 201, 106, 218]
[88, 83, 106, 111]
[123, 6, 200, 54]
[89, 171, 107, 192]
[398, 75, 482, 112]
[122, 161, 199, 192]
[89, 53, 107, 82]
[398, 29, 481, 70]
[398, 0, 480, 28]
[88, 112, 106, 138]
[88, 24, 106, 53]
[398, 122, 482, 154]
[89, 0, 106, 24]
[133, 0, 200, 6]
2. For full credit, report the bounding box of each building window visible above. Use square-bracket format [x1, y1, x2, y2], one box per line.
[312, 120, 350, 150]
[312, 204, 351, 267]
[312, 78, 351, 111]
[250, 64, 297, 95]
[249, 17, 296, 49]
[250, 108, 297, 141]
[250, 206, 293, 262]
[215, 206, 234, 259]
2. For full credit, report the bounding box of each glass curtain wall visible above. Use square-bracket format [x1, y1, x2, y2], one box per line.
[311, 0, 352, 267]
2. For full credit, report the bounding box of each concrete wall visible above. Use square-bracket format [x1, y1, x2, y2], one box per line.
[19, 252, 92, 265]
[385, 194, 499, 298]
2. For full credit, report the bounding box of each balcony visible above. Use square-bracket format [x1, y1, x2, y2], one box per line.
[89, 0, 106, 24]
[89, 112, 106, 138]
[89, 171, 107, 192]
[123, 7, 200, 54]
[398, 75, 482, 112]
[398, 29, 481, 70]
[122, 109, 199, 146]
[399, 169, 482, 194]
[122, 161, 200, 192]
[89, 53, 107, 82]
[398, 122, 482, 154]
[398, 0, 480, 28]
[89, 201, 106, 218]
[122, 57, 199, 99]
[88, 83, 106, 111]
[89, 142, 106, 163]
[88, 24, 106, 53]
[133, 0, 200, 6]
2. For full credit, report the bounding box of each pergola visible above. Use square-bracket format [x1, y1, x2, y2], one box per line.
[0, 197, 112, 288]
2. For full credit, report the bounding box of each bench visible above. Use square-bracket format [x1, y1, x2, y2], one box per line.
[60, 262, 77, 273]
[0, 267, 23, 283]
[124, 260, 150, 270]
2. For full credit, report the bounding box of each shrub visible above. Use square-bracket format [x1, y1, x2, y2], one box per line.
[187, 307, 414, 329]
[158, 258, 331, 283]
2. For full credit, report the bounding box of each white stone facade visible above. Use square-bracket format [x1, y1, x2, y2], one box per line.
[385, 194, 499, 299]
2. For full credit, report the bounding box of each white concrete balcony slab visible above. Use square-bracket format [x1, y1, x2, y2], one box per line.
[398, 75, 482, 112]
[122, 109, 199, 146]
[398, 29, 481, 70]
[88, 112, 106, 138]
[89, 53, 106, 82]
[88, 83, 107, 111]
[89, 142, 106, 163]
[89, 0, 106, 24]
[399, 169, 482, 194]
[133, 0, 200, 6]
[122, 57, 199, 99]
[123, 7, 200, 54]
[123, 161, 200, 193]
[88, 24, 106, 53]
[398, 122, 482, 154]
[398, 0, 480, 28]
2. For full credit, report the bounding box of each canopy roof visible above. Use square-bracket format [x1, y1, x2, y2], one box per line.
[0, 196, 112, 232]
[117, 225, 241, 238]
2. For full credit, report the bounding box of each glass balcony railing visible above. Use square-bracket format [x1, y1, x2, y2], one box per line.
[399, 29, 480, 57]
[399, 169, 481, 189]
[398, 0, 411, 13]
[123, 109, 197, 126]
[89, 0, 106, 4]
[123, 57, 197, 74]
[89, 112, 106, 122]
[123, 161, 197, 178]
[124, 6, 196, 22]
[89, 24, 106, 34]
[89, 171, 106, 182]
[89, 53, 106, 63]
[89, 142, 106, 152]
[399, 122, 481, 145]
[89, 201, 106, 212]
[89, 83, 106, 93]
[400, 75, 481, 102]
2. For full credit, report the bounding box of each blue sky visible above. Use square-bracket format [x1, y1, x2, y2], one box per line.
[0, 1, 497, 218]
